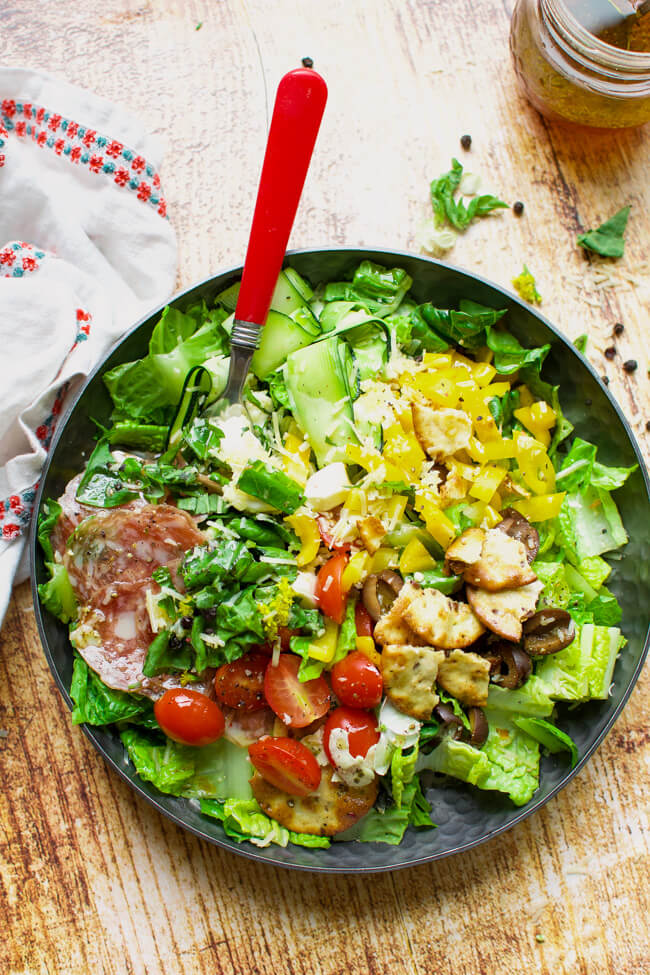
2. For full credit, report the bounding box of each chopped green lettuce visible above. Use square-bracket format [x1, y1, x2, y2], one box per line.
[38, 562, 78, 624]
[237, 461, 304, 513]
[558, 487, 627, 561]
[37, 498, 62, 561]
[390, 743, 418, 809]
[513, 717, 578, 767]
[485, 676, 555, 717]
[430, 158, 508, 231]
[336, 776, 434, 844]
[477, 712, 541, 806]
[71, 656, 153, 726]
[534, 561, 571, 610]
[200, 798, 330, 848]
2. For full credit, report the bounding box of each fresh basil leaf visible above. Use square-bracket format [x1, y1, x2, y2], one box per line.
[430, 158, 508, 231]
[237, 461, 304, 514]
[577, 205, 630, 258]
[143, 630, 193, 677]
[76, 438, 140, 508]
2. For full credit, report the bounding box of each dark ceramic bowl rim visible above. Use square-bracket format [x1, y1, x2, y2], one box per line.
[30, 246, 650, 873]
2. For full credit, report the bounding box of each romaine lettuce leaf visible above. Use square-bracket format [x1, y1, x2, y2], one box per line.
[534, 624, 591, 701]
[200, 798, 330, 848]
[485, 676, 554, 717]
[121, 728, 196, 795]
[558, 487, 627, 560]
[477, 711, 541, 806]
[390, 743, 418, 809]
[38, 562, 78, 624]
[237, 461, 304, 514]
[37, 498, 62, 561]
[71, 656, 153, 726]
[533, 561, 571, 610]
[513, 717, 578, 767]
[336, 776, 434, 844]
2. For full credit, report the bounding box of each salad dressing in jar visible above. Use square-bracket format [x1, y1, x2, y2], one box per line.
[510, 0, 650, 127]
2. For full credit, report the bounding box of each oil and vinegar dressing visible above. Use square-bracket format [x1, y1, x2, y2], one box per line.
[566, 0, 650, 51]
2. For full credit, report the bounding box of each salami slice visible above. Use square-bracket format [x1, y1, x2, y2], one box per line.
[70, 580, 215, 700]
[51, 473, 146, 559]
[64, 503, 204, 602]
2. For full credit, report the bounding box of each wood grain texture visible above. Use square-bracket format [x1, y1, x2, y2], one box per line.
[1, 1, 649, 973]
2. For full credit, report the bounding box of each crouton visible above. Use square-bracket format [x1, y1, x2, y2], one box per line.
[445, 527, 537, 591]
[436, 649, 491, 707]
[401, 586, 484, 649]
[466, 579, 544, 641]
[381, 644, 446, 720]
[411, 403, 472, 459]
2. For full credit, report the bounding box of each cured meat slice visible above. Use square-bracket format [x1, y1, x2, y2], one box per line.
[51, 473, 148, 558]
[64, 503, 204, 602]
[70, 580, 214, 700]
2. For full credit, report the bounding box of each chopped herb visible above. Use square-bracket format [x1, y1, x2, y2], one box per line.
[195, 21, 203, 30]
[430, 158, 508, 232]
[623, 359, 638, 373]
[535, 934, 546, 944]
[460, 134, 472, 150]
[513, 200, 525, 216]
[512, 265, 542, 305]
[577, 205, 631, 258]
[573, 334, 588, 354]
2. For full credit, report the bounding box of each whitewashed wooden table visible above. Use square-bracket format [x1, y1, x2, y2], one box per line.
[1, 1, 649, 973]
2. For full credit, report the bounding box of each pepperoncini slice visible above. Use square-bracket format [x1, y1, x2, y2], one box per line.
[469, 465, 507, 503]
[514, 432, 556, 495]
[306, 618, 339, 662]
[341, 551, 372, 591]
[512, 493, 566, 521]
[285, 513, 321, 567]
[382, 423, 425, 482]
[399, 537, 438, 574]
[415, 493, 457, 549]
[282, 433, 313, 486]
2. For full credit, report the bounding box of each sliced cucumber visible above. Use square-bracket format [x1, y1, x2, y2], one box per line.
[285, 337, 358, 466]
[251, 310, 316, 380]
[284, 267, 314, 302]
[216, 270, 308, 317]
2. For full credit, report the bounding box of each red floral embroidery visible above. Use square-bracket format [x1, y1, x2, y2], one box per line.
[54, 138, 65, 155]
[76, 308, 91, 321]
[36, 424, 48, 441]
[153, 173, 161, 189]
[48, 114, 62, 132]
[0, 155, 5, 169]
[9, 496, 23, 514]
[23, 103, 32, 119]
[114, 168, 129, 186]
[82, 129, 96, 148]
[37, 131, 47, 147]
[67, 121, 79, 138]
[3, 524, 20, 539]
[15, 120, 26, 138]
[36, 107, 45, 124]
[158, 199, 167, 218]
[131, 155, 146, 173]
[137, 182, 151, 202]
[0, 249, 16, 266]
[89, 154, 103, 173]
[22, 256, 37, 272]
[107, 140, 123, 159]
[1, 99, 16, 118]
[70, 145, 81, 163]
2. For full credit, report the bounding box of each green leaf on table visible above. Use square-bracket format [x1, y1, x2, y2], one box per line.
[577, 205, 630, 258]
[430, 158, 508, 231]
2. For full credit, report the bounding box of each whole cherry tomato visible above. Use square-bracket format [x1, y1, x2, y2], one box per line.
[154, 688, 225, 746]
[248, 736, 321, 797]
[330, 651, 383, 709]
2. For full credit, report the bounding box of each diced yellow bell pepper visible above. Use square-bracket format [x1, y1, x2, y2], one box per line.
[341, 488, 367, 517]
[285, 513, 320, 567]
[423, 352, 453, 370]
[306, 618, 339, 662]
[481, 504, 502, 529]
[282, 433, 312, 486]
[514, 432, 556, 495]
[384, 494, 409, 529]
[473, 411, 500, 442]
[517, 385, 535, 408]
[415, 493, 457, 549]
[341, 551, 372, 591]
[469, 465, 507, 503]
[471, 361, 497, 387]
[468, 436, 517, 463]
[412, 371, 460, 409]
[345, 443, 403, 482]
[530, 400, 556, 429]
[481, 381, 511, 399]
[399, 537, 438, 574]
[490, 490, 503, 511]
[512, 493, 566, 521]
[514, 406, 551, 447]
[355, 635, 382, 667]
[448, 459, 478, 482]
[382, 423, 425, 482]
[369, 547, 399, 573]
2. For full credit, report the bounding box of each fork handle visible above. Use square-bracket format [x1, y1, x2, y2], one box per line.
[234, 67, 328, 330]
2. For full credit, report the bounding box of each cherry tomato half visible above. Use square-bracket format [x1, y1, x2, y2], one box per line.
[323, 706, 380, 766]
[214, 651, 269, 711]
[154, 688, 225, 747]
[315, 551, 348, 624]
[355, 602, 374, 638]
[252, 627, 298, 656]
[330, 651, 383, 709]
[263, 653, 331, 728]
[248, 736, 322, 797]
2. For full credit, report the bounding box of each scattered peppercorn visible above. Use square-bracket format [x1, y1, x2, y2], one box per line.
[646, 420, 650, 432]
[614, 322, 624, 337]
[623, 359, 638, 373]
[513, 201, 525, 216]
[301, 56, 314, 68]
[602, 376, 610, 385]
[460, 134, 472, 150]
[181, 615, 193, 630]
[604, 346, 616, 360]
[169, 633, 182, 650]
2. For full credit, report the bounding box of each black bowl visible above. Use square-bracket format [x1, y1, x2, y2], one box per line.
[31, 248, 650, 873]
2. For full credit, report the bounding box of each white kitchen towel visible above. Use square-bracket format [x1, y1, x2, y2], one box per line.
[0, 67, 178, 627]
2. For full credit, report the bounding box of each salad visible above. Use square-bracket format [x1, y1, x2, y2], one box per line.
[38, 260, 635, 850]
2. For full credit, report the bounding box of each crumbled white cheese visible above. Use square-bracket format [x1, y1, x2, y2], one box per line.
[328, 727, 377, 788]
[291, 571, 318, 606]
[145, 588, 170, 634]
[304, 463, 351, 511]
[213, 411, 276, 513]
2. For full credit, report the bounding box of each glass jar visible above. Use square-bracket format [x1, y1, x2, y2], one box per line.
[510, 0, 650, 128]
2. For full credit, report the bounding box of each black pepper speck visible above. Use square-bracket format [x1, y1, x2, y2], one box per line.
[301, 56, 314, 68]
[646, 420, 650, 432]
[585, 398, 592, 407]
[623, 359, 638, 373]
[604, 346, 616, 360]
[513, 201, 525, 216]
[614, 322, 624, 337]
[460, 134, 472, 150]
